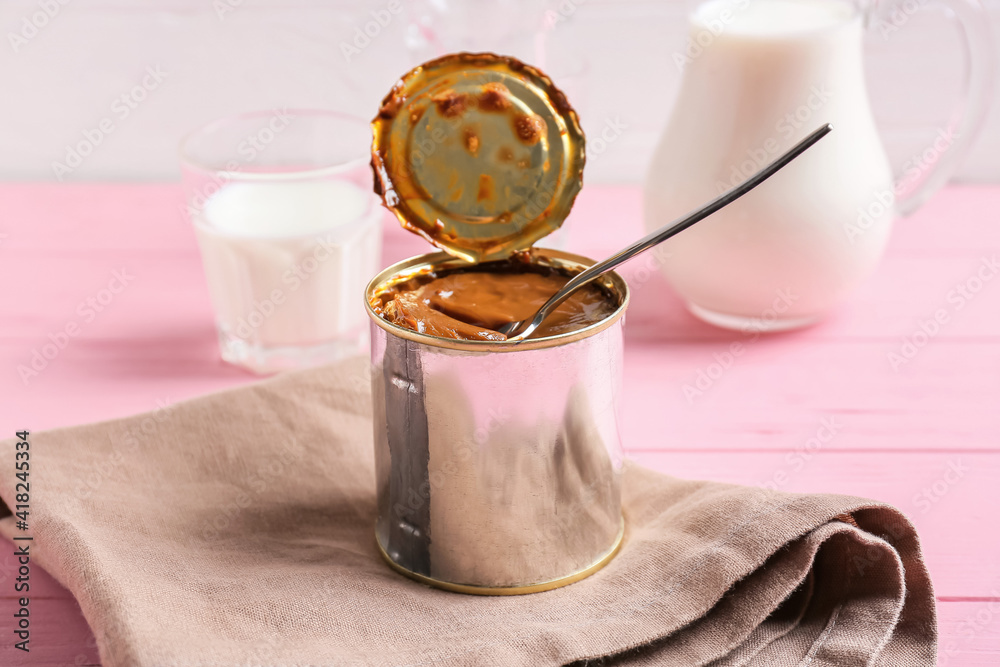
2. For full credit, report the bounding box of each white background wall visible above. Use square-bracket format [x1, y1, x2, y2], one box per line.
[0, 0, 998, 184]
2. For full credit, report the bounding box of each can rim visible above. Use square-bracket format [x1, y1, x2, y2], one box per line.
[375, 517, 625, 595]
[364, 248, 630, 352]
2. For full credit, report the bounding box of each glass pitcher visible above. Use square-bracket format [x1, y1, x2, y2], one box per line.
[643, 0, 993, 331]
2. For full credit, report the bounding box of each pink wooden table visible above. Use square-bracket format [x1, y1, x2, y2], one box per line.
[1, 183, 998, 665]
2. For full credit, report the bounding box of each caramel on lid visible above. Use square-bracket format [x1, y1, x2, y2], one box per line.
[371, 52, 586, 263]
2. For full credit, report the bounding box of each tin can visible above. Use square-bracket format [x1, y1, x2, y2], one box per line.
[366, 249, 629, 595]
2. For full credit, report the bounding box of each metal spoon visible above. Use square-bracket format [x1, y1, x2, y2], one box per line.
[498, 123, 834, 342]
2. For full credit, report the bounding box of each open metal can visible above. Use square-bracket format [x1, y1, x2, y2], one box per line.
[366, 52, 625, 594]
[366, 248, 628, 594]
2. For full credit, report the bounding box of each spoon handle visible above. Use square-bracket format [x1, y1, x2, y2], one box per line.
[510, 123, 833, 341]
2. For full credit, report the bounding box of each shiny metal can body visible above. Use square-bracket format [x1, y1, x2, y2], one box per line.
[365, 248, 629, 595]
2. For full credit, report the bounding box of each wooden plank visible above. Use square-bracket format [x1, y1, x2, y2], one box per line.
[620, 340, 1000, 452]
[4, 194, 999, 343]
[0, 596, 100, 666]
[628, 452, 1000, 599]
[939, 599, 1000, 666]
[2, 276, 998, 438]
[5, 336, 998, 447]
[0, 229, 426, 343]
[618, 253, 1000, 343]
[0, 184, 194, 256]
[0, 339, 249, 433]
[0, 551, 75, 601]
[0, 560, 994, 665]
[3, 249, 999, 342]
[1, 183, 996, 258]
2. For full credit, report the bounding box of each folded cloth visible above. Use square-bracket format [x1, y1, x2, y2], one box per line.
[0, 357, 936, 667]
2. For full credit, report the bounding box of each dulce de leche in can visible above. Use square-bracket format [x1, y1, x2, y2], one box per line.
[365, 53, 629, 594]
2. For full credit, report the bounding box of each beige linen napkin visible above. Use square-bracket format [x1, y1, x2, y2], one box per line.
[0, 357, 936, 666]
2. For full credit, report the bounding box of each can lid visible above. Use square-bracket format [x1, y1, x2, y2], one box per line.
[371, 52, 586, 263]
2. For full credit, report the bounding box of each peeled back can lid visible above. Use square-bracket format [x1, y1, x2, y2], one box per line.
[371, 52, 586, 264]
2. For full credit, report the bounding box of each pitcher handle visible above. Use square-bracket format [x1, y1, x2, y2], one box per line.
[865, 0, 994, 216]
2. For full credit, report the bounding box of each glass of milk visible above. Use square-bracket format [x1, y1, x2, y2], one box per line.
[180, 110, 383, 373]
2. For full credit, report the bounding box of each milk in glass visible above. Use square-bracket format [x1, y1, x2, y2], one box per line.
[193, 179, 382, 370]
